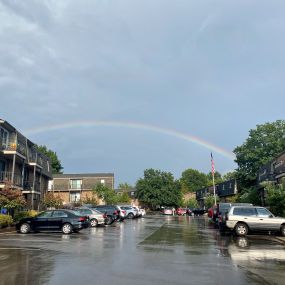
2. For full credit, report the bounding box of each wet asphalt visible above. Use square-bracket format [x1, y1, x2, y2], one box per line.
[0, 215, 285, 285]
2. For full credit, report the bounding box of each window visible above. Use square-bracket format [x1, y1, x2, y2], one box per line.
[52, 211, 68, 218]
[101, 179, 105, 185]
[233, 207, 256, 216]
[37, 211, 53, 218]
[0, 127, 9, 149]
[70, 192, 81, 202]
[256, 208, 272, 218]
[47, 161, 50, 172]
[70, 179, 82, 190]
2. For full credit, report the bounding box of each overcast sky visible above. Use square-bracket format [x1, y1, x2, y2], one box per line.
[1, 0, 285, 186]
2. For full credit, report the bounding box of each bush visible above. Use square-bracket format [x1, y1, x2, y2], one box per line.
[13, 210, 38, 222]
[0, 214, 13, 228]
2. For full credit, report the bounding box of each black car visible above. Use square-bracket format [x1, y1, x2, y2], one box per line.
[90, 205, 122, 225]
[16, 209, 89, 234]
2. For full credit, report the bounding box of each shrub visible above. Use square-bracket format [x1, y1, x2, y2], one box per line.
[13, 210, 38, 222]
[0, 214, 13, 228]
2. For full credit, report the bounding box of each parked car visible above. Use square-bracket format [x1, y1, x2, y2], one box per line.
[16, 209, 89, 234]
[225, 205, 285, 236]
[91, 205, 121, 225]
[75, 207, 106, 227]
[116, 205, 127, 220]
[120, 206, 138, 219]
[216, 203, 253, 230]
[163, 208, 174, 215]
[132, 206, 142, 217]
[176, 208, 188, 216]
[140, 208, 146, 216]
[192, 208, 206, 216]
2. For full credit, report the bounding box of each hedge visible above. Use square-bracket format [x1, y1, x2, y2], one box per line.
[0, 214, 13, 228]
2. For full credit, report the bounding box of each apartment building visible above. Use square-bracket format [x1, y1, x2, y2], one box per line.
[49, 173, 114, 204]
[0, 119, 53, 209]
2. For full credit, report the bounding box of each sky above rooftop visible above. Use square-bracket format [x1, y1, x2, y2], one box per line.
[1, 0, 285, 186]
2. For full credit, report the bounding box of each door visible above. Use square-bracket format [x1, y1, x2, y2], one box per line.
[48, 210, 69, 231]
[256, 208, 280, 231]
[32, 211, 52, 231]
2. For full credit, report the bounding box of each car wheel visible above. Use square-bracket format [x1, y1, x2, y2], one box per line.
[90, 219, 98, 227]
[235, 223, 248, 236]
[280, 225, 285, 236]
[127, 213, 134, 219]
[62, 223, 72, 234]
[19, 223, 30, 234]
[105, 216, 113, 225]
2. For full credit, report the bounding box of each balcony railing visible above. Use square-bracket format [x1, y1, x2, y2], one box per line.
[0, 171, 23, 187]
[0, 140, 27, 157]
[23, 180, 41, 192]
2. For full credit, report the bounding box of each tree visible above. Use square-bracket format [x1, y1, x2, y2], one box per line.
[42, 193, 63, 209]
[93, 183, 118, 205]
[0, 183, 26, 210]
[204, 195, 219, 209]
[118, 183, 132, 191]
[222, 171, 237, 181]
[237, 187, 260, 205]
[206, 171, 223, 185]
[136, 169, 182, 208]
[37, 145, 63, 174]
[180, 169, 209, 193]
[262, 180, 285, 217]
[234, 120, 285, 189]
[117, 192, 131, 204]
[184, 198, 199, 209]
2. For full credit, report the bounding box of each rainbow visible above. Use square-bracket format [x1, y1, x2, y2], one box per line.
[23, 120, 236, 160]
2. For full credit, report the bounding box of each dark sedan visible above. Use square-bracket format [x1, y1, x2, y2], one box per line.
[16, 209, 89, 234]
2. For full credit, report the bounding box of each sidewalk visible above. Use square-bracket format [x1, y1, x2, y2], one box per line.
[0, 226, 16, 234]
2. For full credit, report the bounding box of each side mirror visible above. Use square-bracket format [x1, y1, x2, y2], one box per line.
[269, 214, 274, 218]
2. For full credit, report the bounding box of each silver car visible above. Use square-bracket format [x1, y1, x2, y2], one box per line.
[75, 207, 105, 227]
[225, 206, 285, 236]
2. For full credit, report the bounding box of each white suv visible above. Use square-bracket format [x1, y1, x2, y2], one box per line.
[226, 206, 285, 236]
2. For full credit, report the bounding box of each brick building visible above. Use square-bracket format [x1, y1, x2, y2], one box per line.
[49, 173, 114, 204]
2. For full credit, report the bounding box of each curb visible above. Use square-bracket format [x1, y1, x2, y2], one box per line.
[0, 226, 16, 234]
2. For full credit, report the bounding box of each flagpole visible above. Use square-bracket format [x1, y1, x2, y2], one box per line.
[211, 152, 217, 206]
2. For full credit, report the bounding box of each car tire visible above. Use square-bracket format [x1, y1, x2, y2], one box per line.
[62, 223, 72, 234]
[280, 225, 285, 236]
[105, 216, 113, 225]
[19, 223, 30, 234]
[90, 219, 98, 227]
[235, 223, 248, 236]
[127, 213, 134, 219]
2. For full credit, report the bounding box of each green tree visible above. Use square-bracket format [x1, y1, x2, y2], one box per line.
[204, 195, 219, 209]
[262, 181, 285, 217]
[136, 169, 182, 208]
[237, 187, 260, 205]
[118, 183, 132, 191]
[184, 198, 199, 209]
[234, 120, 285, 189]
[93, 183, 118, 205]
[206, 171, 223, 185]
[180, 169, 209, 193]
[37, 145, 63, 174]
[222, 171, 237, 181]
[117, 192, 131, 204]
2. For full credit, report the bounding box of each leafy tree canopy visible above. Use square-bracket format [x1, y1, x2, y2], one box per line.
[206, 171, 223, 185]
[222, 171, 237, 181]
[118, 183, 132, 191]
[234, 120, 285, 189]
[37, 145, 63, 174]
[93, 183, 118, 205]
[136, 169, 182, 208]
[180, 169, 209, 193]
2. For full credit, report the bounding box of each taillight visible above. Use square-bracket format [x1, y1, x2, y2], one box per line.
[79, 217, 86, 222]
[122, 210, 126, 215]
[114, 210, 118, 215]
[103, 213, 107, 218]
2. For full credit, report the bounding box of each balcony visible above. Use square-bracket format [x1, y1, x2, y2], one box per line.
[1, 140, 27, 157]
[23, 180, 41, 192]
[0, 171, 23, 187]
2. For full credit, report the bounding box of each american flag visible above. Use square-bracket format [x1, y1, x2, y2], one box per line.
[211, 152, 215, 175]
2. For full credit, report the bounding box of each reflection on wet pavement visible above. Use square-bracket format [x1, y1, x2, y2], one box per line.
[0, 216, 284, 285]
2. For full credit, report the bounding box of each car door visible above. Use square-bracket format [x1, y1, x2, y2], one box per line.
[48, 210, 69, 231]
[32, 211, 53, 231]
[256, 208, 279, 231]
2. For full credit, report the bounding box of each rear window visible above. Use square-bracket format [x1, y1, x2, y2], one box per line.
[233, 207, 256, 216]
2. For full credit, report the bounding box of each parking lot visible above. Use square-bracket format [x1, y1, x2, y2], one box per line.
[0, 215, 285, 285]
